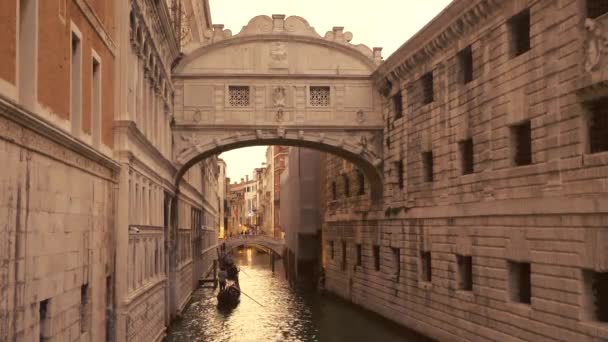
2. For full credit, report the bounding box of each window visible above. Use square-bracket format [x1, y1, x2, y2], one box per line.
[395, 160, 404, 189]
[356, 244, 362, 267]
[373, 245, 380, 271]
[341, 241, 347, 271]
[19, 0, 38, 108]
[460, 138, 474, 175]
[40, 298, 50, 342]
[91, 56, 101, 147]
[587, 0, 608, 19]
[329, 241, 334, 259]
[342, 174, 350, 197]
[588, 98, 608, 154]
[71, 29, 82, 135]
[392, 247, 400, 280]
[508, 261, 531, 304]
[357, 170, 365, 195]
[584, 270, 608, 322]
[421, 72, 434, 104]
[228, 86, 250, 106]
[509, 9, 531, 57]
[422, 151, 434, 182]
[421, 251, 432, 282]
[458, 45, 473, 84]
[392, 91, 403, 119]
[310, 86, 330, 107]
[331, 181, 337, 200]
[457, 255, 473, 291]
[512, 120, 532, 166]
[80, 284, 90, 332]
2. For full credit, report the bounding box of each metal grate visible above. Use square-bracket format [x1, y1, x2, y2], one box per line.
[421, 72, 434, 104]
[393, 92, 403, 118]
[341, 241, 347, 271]
[589, 98, 608, 153]
[331, 181, 337, 200]
[460, 138, 474, 175]
[228, 86, 250, 107]
[356, 244, 362, 266]
[509, 9, 531, 57]
[392, 247, 401, 280]
[310, 86, 330, 107]
[422, 151, 434, 182]
[513, 121, 532, 166]
[587, 0, 608, 19]
[459, 45, 474, 84]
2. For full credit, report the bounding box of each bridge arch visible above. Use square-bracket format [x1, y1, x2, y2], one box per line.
[222, 236, 286, 256]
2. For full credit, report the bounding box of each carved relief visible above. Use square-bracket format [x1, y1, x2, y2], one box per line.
[269, 42, 288, 69]
[272, 87, 286, 108]
[584, 18, 608, 72]
[356, 110, 365, 124]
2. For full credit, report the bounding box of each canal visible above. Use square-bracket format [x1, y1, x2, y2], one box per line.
[166, 247, 433, 342]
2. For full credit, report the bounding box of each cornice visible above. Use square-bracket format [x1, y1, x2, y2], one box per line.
[113, 120, 177, 176]
[74, 0, 117, 56]
[173, 72, 372, 80]
[0, 95, 120, 176]
[175, 34, 378, 73]
[373, 0, 502, 85]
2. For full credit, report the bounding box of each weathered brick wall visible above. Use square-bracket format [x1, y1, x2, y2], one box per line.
[324, 0, 608, 341]
[0, 115, 115, 341]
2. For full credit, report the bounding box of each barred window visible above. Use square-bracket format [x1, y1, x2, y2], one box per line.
[587, 0, 608, 19]
[421, 72, 434, 104]
[421, 251, 432, 282]
[228, 86, 250, 107]
[392, 92, 403, 119]
[509, 9, 531, 58]
[422, 151, 434, 182]
[512, 121, 532, 166]
[310, 86, 330, 107]
[458, 45, 474, 84]
[588, 98, 608, 154]
[460, 138, 474, 175]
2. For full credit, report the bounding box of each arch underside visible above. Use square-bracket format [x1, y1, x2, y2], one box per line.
[226, 242, 284, 256]
[173, 128, 384, 202]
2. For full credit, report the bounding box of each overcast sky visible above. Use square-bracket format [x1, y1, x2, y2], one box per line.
[214, 0, 452, 181]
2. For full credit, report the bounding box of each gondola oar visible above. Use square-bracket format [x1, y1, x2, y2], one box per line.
[239, 289, 265, 307]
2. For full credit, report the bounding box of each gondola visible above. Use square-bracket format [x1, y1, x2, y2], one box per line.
[217, 282, 240, 308]
[226, 264, 239, 281]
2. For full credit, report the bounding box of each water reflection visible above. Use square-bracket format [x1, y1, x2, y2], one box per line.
[166, 247, 433, 342]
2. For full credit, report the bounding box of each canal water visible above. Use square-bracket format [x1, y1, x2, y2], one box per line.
[166, 247, 433, 342]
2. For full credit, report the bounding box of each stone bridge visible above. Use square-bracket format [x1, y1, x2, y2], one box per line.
[171, 14, 385, 202]
[221, 235, 286, 256]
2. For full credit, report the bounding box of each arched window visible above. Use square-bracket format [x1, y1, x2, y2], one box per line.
[357, 170, 365, 195]
[342, 174, 350, 197]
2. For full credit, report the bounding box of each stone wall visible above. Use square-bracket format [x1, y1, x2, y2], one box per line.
[324, 0, 608, 341]
[0, 109, 117, 341]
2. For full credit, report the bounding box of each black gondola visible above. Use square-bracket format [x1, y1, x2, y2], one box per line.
[217, 283, 240, 308]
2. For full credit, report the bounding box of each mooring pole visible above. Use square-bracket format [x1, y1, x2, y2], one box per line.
[213, 259, 218, 289]
[271, 252, 275, 273]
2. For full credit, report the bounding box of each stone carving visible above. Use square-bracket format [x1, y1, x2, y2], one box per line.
[193, 110, 201, 122]
[277, 127, 286, 138]
[356, 110, 365, 124]
[273, 87, 286, 108]
[584, 18, 608, 72]
[276, 109, 284, 122]
[270, 42, 288, 69]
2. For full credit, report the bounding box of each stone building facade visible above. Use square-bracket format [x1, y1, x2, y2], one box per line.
[0, 1, 220, 342]
[323, 0, 608, 341]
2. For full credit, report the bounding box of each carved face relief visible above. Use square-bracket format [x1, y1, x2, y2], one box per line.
[356, 110, 365, 124]
[270, 42, 287, 62]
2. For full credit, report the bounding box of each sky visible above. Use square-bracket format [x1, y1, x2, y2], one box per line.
[214, 0, 453, 181]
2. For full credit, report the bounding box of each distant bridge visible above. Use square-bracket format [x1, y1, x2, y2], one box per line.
[221, 235, 285, 256]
